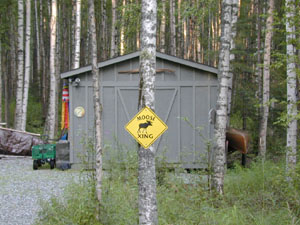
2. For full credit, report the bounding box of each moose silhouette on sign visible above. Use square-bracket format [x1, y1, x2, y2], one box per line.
[138, 121, 152, 133]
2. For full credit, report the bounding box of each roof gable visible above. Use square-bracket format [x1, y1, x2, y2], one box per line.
[61, 51, 218, 79]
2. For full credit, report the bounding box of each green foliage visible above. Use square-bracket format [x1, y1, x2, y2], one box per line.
[35, 176, 102, 225]
[36, 147, 300, 225]
[26, 94, 44, 134]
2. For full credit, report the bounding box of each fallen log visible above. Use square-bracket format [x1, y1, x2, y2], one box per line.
[0, 127, 43, 156]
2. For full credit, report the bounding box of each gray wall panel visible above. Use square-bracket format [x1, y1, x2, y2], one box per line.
[180, 87, 194, 163]
[102, 87, 116, 149]
[195, 86, 209, 166]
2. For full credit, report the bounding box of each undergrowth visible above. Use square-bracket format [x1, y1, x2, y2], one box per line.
[35, 149, 300, 225]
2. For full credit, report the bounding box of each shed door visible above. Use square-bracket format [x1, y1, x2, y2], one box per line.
[102, 85, 216, 167]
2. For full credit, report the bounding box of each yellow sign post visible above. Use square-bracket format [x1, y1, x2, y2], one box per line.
[125, 106, 168, 149]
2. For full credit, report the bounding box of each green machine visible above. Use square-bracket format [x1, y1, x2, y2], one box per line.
[32, 144, 56, 170]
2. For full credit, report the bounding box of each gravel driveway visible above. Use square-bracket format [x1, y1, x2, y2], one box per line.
[0, 155, 78, 225]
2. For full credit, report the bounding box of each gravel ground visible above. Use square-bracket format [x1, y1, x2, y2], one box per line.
[0, 155, 79, 225]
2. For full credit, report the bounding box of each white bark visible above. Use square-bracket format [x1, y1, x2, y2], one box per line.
[21, 0, 31, 131]
[100, 0, 107, 60]
[139, 0, 157, 224]
[160, 0, 166, 53]
[286, 0, 297, 180]
[258, 0, 274, 159]
[73, 0, 81, 69]
[227, 0, 239, 126]
[110, 0, 117, 58]
[0, 42, 2, 122]
[15, 0, 24, 130]
[46, 0, 57, 139]
[88, 0, 103, 204]
[212, 0, 232, 195]
[169, 0, 176, 56]
[120, 0, 126, 55]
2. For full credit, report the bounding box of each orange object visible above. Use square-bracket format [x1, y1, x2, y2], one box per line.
[226, 128, 250, 154]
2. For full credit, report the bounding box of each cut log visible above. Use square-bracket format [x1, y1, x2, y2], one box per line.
[0, 127, 43, 156]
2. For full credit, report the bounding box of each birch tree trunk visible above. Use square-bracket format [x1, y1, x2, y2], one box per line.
[34, 0, 41, 98]
[73, 0, 81, 69]
[100, 0, 107, 60]
[120, 0, 126, 55]
[0, 43, 2, 122]
[258, 0, 274, 159]
[212, 0, 232, 195]
[255, 0, 263, 126]
[169, 0, 176, 56]
[88, 0, 103, 206]
[286, 0, 297, 180]
[160, 0, 166, 53]
[15, 0, 24, 130]
[110, 0, 117, 58]
[45, 0, 57, 139]
[40, 0, 47, 112]
[227, 0, 239, 127]
[21, 0, 31, 131]
[139, 0, 158, 224]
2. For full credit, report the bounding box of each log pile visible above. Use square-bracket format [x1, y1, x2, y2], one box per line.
[0, 127, 43, 156]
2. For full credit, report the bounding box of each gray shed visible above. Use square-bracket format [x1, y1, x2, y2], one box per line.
[61, 52, 218, 169]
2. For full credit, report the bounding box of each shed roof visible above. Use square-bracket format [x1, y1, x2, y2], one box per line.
[61, 51, 218, 79]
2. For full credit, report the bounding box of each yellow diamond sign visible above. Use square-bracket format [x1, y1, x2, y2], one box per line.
[125, 106, 168, 149]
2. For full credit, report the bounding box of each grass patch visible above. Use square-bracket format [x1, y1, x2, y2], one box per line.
[35, 152, 300, 225]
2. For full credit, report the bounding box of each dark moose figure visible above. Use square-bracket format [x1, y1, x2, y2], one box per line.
[138, 121, 152, 133]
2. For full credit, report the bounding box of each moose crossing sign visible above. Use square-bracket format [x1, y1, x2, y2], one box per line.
[125, 106, 168, 149]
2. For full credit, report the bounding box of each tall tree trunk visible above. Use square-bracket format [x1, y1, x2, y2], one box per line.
[55, 3, 61, 133]
[177, 0, 182, 57]
[45, 0, 57, 139]
[255, 0, 263, 134]
[100, 0, 107, 60]
[227, 0, 239, 127]
[21, 0, 31, 131]
[73, 0, 81, 69]
[0, 43, 2, 122]
[169, 0, 176, 56]
[120, 0, 126, 55]
[160, 0, 166, 53]
[258, 0, 274, 159]
[15, 0, 24, 130]
[35, 0, 41, 98]
[139, 0, 157, 224]
[110, 0, 117, 58]
[88, 0, 103, 206]
[212, 0, 232, 195]
[40, 0, 47, 116]
[285, 0, 297, 180]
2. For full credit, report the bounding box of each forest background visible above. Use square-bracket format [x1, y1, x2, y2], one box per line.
[0, 0, 299, 158]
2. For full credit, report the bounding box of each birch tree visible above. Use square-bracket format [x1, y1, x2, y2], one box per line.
[45, 0, 57, 139]
[212, 0, 232, 195]
[15, 0, 24, 130]
[227, 0, 239, 126]
[138, 0, 158, 224]
[0, 42, 2, 122]
[21, 0, 31, 131]
[285, 0, 297, 180]
[258, 0, 274, 159]
[73, 0, 81, 69]
[88, 0, 103, 204]
[169, 0, 176, 56]
[110, 0, 117, 58]
[160, 0, 166, 53]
